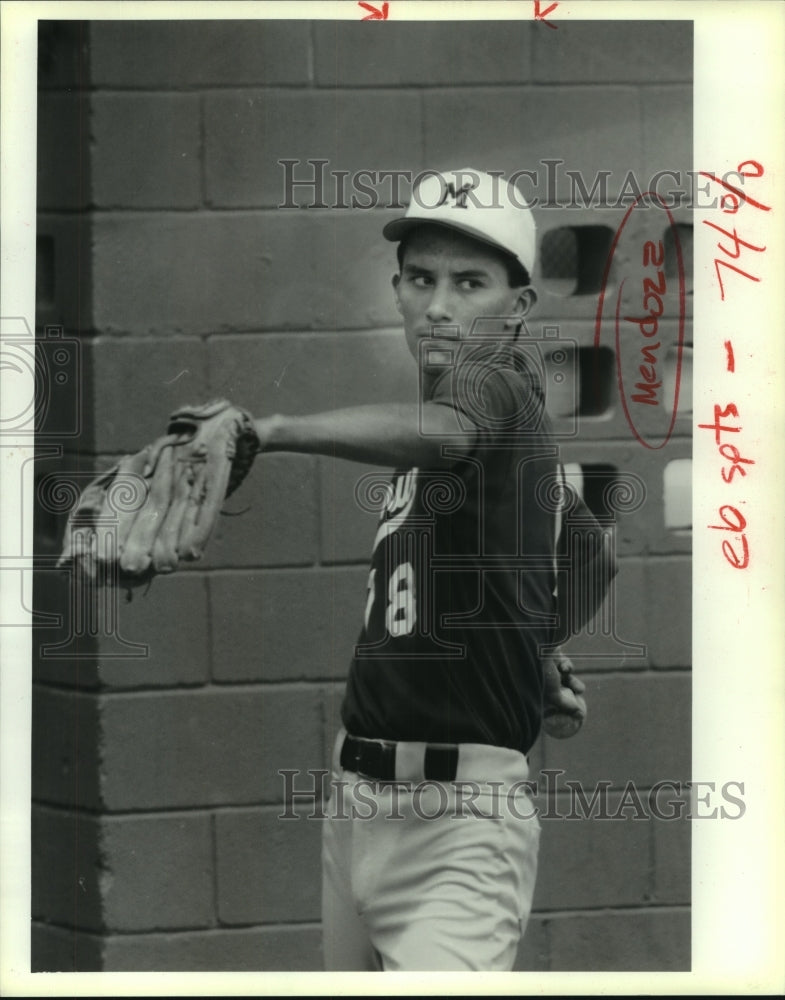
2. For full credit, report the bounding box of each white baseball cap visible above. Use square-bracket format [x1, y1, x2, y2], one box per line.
[383, 167, 536, 277]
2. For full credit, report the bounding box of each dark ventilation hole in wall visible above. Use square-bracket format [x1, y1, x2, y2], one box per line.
[574, 226, 616, 295]
[543, 345, 615, 419]
[539, 227, 577, 296]
[36, 235, 55, 309]
[578, 346, 615, 416]
[580, 464, 618, 519]
[564, 463, 618, 520]
[663, 224, 693, 294]
[540, 225, 616, 297]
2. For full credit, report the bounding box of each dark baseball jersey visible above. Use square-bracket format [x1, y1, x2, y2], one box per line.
[342, 345, 558, 755]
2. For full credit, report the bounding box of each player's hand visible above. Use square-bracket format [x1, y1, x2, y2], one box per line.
[542, 648, 586, 738]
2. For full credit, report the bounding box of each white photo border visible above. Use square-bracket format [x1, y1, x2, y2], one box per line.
[1, 0, 783, 995]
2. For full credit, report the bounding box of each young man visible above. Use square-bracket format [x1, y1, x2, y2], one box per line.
[253, 168, 586, 971]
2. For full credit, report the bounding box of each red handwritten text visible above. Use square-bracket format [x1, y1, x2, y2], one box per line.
[699, 160, 770, 301]
[697, 161, 766, 570]
[698, 403, 756, 569]
[707, 503, 750, 571]
[724, 340, 735, 373]
[624, 238, 667, 409]
[595, 192, 686, 449]
[359, 1, 389, 20]
[534, 0, 559, 28]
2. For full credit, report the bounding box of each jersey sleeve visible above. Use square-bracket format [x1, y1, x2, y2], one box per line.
[428, 349, 548, 452]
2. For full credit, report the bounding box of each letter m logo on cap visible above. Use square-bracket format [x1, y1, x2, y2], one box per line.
[436, 180, 477, 209]
[382, 167, 538, 276]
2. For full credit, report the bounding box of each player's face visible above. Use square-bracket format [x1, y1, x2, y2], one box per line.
[392, 226, 532, 373]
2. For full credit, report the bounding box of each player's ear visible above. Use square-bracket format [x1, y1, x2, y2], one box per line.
[392, 273, 402, 315]
[503, 286, 538, 338]
[516, 286, 537, 317]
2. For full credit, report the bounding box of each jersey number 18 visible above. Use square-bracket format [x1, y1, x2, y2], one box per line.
[364, 563, 417, 637]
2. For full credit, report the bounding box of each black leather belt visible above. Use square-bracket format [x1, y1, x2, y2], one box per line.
[340, 733, 460, 782]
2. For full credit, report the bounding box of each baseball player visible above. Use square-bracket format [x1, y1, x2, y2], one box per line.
[250, 168, 587, 971]
[62, 167, 588, 971]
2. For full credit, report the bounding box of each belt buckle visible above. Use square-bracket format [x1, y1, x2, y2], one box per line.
[350, 742, 364, 774]
[343, 734, 392, 782]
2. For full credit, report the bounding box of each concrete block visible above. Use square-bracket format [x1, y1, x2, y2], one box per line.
[513, 913, 549, 971]
[319, 457, 385, 565]
[209, 567, 367, 683]
[424, 87, 643, 211]
[643, 557, 692, 666]
[101, 813, 213, 931]
[31, 922, 103, 972]
[555, 441, 693, 560]
[32, 687, 101, 809]
[92, 94, 201, 209]
[31, 805, 103, 932]
[33, 570, 210, 691]
[533, 792, 650, 909]
[547, 908, 690, 971]
[652, 810, 691, 904]
[215, 806, 323, 924]
[207, 329, 417, 416]
[321, 681, 350, 773]
[205, 90, 422, 207]
[95, 574, 210, 689]
[201, 454, 319, 569]
[98, 687, 323, 809]
[32, 566, 100, 689]
[102, 925, 322, 971]
[557, 557, 649, 670]
[531, 20, 692, 83]
[90, 20, 311, 86]
[92, 211, 406, 335]
[542, 671, 691, 787]
[37, 91, 91, 210]
[89, 337, 210, 452]
[642, 87, 693, 198]
[314, 20, 532, 86]
[321, 683, 347, 772]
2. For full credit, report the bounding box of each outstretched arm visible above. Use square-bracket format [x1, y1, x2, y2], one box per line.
[254, 402, 476, 468]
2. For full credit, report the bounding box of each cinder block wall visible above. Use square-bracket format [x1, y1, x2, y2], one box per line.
[33, 19, 692, 971]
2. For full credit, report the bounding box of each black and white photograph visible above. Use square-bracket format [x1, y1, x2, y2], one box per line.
[1, 0, 783, 993]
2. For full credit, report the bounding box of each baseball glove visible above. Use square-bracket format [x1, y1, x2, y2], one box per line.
[57, 399, 260, 591]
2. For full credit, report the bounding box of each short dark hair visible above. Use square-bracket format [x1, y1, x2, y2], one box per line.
[396, 230, 531, 288]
